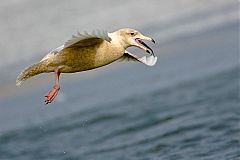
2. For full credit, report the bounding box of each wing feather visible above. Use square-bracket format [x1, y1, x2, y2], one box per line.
[119, 50, 157, 66]
[118, 51, 139, 62]
[63, 30, 111, 49]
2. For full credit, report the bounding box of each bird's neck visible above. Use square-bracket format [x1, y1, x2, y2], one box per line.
[108, 32, 128, 50]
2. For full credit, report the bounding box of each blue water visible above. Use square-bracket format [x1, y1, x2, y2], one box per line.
[0, 22, 239, 160]
[0, 67, 239, 160]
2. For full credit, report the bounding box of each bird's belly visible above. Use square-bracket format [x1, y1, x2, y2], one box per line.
[56, 47, 123, 73]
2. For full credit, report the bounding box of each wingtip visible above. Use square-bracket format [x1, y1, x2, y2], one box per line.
[138, 55, 157, 66]
[147, 56, 158, 66]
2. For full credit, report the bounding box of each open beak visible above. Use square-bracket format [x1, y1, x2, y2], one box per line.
[135, 36, 155, 56]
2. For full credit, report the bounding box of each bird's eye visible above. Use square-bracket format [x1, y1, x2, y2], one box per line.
[130, 32, 135, 36]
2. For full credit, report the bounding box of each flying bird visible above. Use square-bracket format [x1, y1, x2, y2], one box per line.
[16, 28, 157, 104]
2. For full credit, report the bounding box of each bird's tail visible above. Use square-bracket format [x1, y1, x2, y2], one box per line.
[16, 61, 46, 86]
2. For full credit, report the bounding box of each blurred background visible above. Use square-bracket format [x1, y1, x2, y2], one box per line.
[0, 0, 239, 159]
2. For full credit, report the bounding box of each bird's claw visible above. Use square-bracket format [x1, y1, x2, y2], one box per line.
[44, 86, 60, 105]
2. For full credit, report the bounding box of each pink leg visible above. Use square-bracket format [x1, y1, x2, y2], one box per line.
[45, 69, 61, 105]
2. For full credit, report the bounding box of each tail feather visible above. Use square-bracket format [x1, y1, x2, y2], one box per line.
[16, 62, 45, 86]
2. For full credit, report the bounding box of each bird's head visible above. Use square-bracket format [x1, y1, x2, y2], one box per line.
[116, 28, 155, 56]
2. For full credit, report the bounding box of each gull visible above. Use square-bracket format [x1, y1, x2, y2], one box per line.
[16, 28, 157, 104]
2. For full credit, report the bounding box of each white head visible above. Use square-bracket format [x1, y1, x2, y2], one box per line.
[115, 28, 155, 56]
